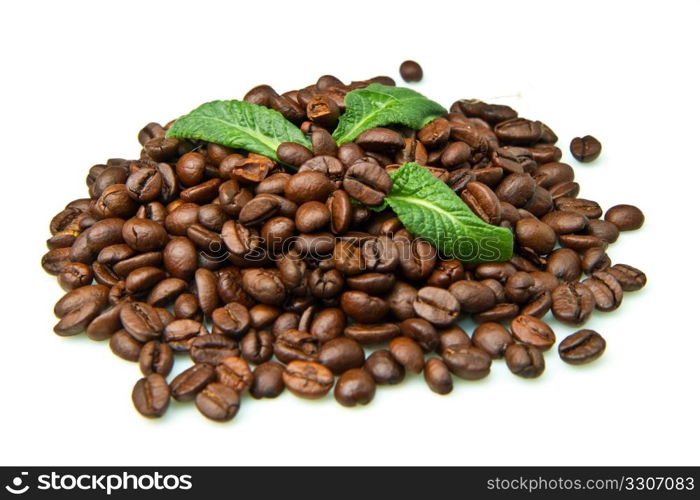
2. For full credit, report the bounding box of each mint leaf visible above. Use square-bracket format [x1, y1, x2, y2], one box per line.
[385, 163, 513, 262]
[332, 84, 447, 145]
[166, 100, 311, 161]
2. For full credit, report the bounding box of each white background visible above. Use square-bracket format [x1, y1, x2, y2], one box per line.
[1, 0, 698, 466]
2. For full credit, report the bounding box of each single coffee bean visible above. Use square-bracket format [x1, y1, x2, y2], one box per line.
[399, 60, 423, 82]
[555, 197, 603, 219]
[242, 268, 287, 306]
[586, 219, 620, 243]
[504, 344, 545, 378]
[327, 189, 353, 234]
[118, 301, 162, 342]
[42, 247, 72, 275]
[215, 356, 253, 393]
[551, 282, 596, 325]
[309, 308, 345, 344]
[318, 337, 365, 374]
[163, 319, 207, 352]
[541, 210, 589, 234]
[399, 318, 439, 352]
[190, 334, 240, 365]
[521, 291, 552, 318]
[570, 135, 602, 162]
[121, 218, 168, 252]
[604, 204, 645, 231]
[284, 171, 333, 204]
[438, 325, 471, 353]
[546, 248, 582, 282]
[147, 278, 188, 307]
[495, 173, 536, 208]
[389, 336, 425, 374]
[283, 360, 334, 399]
[170, 363, 216, 402]
[195, 383, 240, 422]
[248, 304, 282, 328]
[581, 246, 611, 275]
[559, 234, 605, 252]
[344, 323, 400, 345]
[515, 218, 557, 255]
[418, 117, 450, 148]
[423, 357, 453, 395]
[346, 272, 395, 295]
[472, 322, 513, 358]
[461, 181, 501, 225]
[334, 368, 376, 407]
[174, 293, 201, 320]
[295, 201, 330, 233]
[365, 349, 405, 385]
[250, 361, 286, 399]
[276, 142, 313, 168]
[449, 280, 497, 313]
[273, 329, 319, 364]
[472, 303, 520, 323]
[343, 161, 392, 206]
[239, 329, 274, 364]
[504, 271, 536, 304]
[606, 263, 647, 291]
[441, 345, 491, 380]
[510, 315, 556, 350]
[176, 152, 206, 187]
[139, 340, 174, 376]
[558, 329, 606, 364]
[132, 374, 170, 418]
[341, 290, 389, 324]
[211, 302, 251, 338]
[582, 271, 623, 311]
[109, 329, 143, 362]
[125, 266, 166, 293]
[413, 286, 459, 326]
[427, 259, 465, 289]
[58, 262, 93, 291]
[307, 268, 344, 299]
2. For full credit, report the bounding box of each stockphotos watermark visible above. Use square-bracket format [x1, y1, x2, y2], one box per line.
[4, 471, 192, 495]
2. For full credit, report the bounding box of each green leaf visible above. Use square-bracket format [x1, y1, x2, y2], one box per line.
[385, 163, 513, 263]
[332, 84, 447, 144]
[166, 100, 311, 161]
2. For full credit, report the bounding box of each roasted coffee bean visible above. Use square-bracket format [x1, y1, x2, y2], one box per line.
[165, 203, 199, 236]
[441, 141, 472, 168]
[438, 325, 471, 353]
[554, 197, 602, 219]
[558, 329, 606, 364]
[244, 84, 278, 106]
[570, 135, 602, 162]
[472, 303, 520, 323]
[306, 267, 343, 299]
[341, 290, 389, 323]
[310, 128, 338, 156]
[399, 60, 423, 82]
[219, 181, 252, 217]
[294, 232, 335, 257]
[146, 278, 187, 307]
[174, 293, 200, 320]
[255, 173, 290, 195]
[448, 280, 496, 313]
[175, 152, 206, 187]
[283, 360, 334, 399]
[163, 319, 207, 352]
[333, 368, 375, 407]
[495, 173, 536, 207]
[132, 374, 170, 418]
[193, 268, 219, 317]
[58, 262, 93, 291]
[240, 329, 274, 364]
[170, 363, 216, 402]
[582, 271, 623, 311]
[586, 219, 619, 244]
[139, 340, 174, 376]
[551, 282, 595, 325]
[395, 237, 436, 281]
[559, 234, 605, 252]
[284, 171, 333, 204]
[259, 217, 293, 253]
[581, 247, 611, 275]
[116, 301, 162, 342]
[195, 383, 240, 422]
[231, 154, 273, 183]
[121, 218, 167, 253]
[442, 345, 491, 380]
[413, 287, 459, 326]
[241, 268, 286, 306]
[239, 194, 294, 226]
[307, 94, 340, 128]
[248, 304, 282, 328]
[295, 201, 330, 233]
[515, 218, 556, 255]
[386, 281, 418, 320]
[250, 361, 286, 399]
[343, 161, 392, 206]
[344, 323, 399, 344]
[211, 302, 251, 338]
[604, 204, 644, 231]
[505, 344, 545, 378]
[606, 264, 647, 291]
[215, 356, 253, 393]
[309, 308, 345, 344]
[125, 266, 166, 293]
[399, 318, 439, 352]
[318, 337, 365, 374]
[521, 291, 552, 318]
[423, 358, 453, 395]
[510, 315, 555, 350]
[42, 247, 72, 275]
[273, 329, 319, 364]
[427, 260, 465, 288]
[346, 272, 395, 295]
[549, 181, 580, 201]
[541, 210, 589, 234]
[190, 334, 240, 365]
[494, 118, 543, 145]
[461, 181, 501, 224]
[109, 329, 143, 361]
[85, 303, 125, 341]
[504, 272, 536, 304]
[356, 128, 404, 153]
[546, 248, 582, 282]
[389, 336, 425, 374]
[327, 189, 352, 234]
[364, 350, 403, 385]
[418, 117, 450, 148]
[276, 142, 314, 168]
[472, 322, 514, 358]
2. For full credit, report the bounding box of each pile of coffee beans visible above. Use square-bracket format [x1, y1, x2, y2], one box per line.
[42, 71, 647, 421]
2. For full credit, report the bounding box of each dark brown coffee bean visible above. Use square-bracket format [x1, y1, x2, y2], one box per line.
[582, 271, 623, 311]
[163, 319, 207, 352]
[399, 318, 439, 352]
[343, 161, 392, 206]
[448, 280, 496, 314]
[319, 337, 365, 374]
[326, 189, 352, 235]
[194, 383, 240, 422]
[521, 291, 552, 318]
[125, 266, 166, 294]
[515, 218, 557, 255]
[417, 117, 450, 148]
[389, 336, 424, 374]
[423, 358, 453, 395]
[606, 264, 647, 291]
[570, 135, 602, 162]
[604, 204, 645, 231]
[242, 268, 287, 306]
[309, 308, 345, 344]
[121, 218, 167, 253]
[240, 329, 274, 364]
[295, 201, 330, 233]
[510, 315, 556, 350]
[504, 271, 537, 304]
[109, 329, 143, 361]
[554, 197, 602, 219]
[494, 118, 543, 145]
[194, 268, 219, 317]
[363, 350, 403, 385]
[472, 303, 520, 323]
[472, 322, 513, 358]
[132, 374, 170, 418]
[341, 291, 389, 323]
[284, 171, 333, 204]
[541, 210, 589, 235]
[399, 60, 423, 82]
[146, 278, 188, 307]
[174, 293, 200, 320]
[211, 302, 251, 338]
[273, 329, 319, 364]
[249, 304, 282, 328]
[548, 181, 581, 201]
[461, 181, 501, 225]
[546, 248, 582, 282]
[495, 173, 536, 208]
[558, 234, 605, 252]
[85, 303, 124, 341]
[58, 262, 93, 291]
[344, 323, 399, 345]
[586, 219, 619, 244]
[504, 344, 545, 378]
[139, 340, 174, 376]
[412, 286, 459, 327]
[442, 345, 491, 380]
[551, 282, 595, 325]
[346, 272, 395, 295]
[42, 247, 72, 275]
[259, 217, 293, 253]
[559, 329, 606, 364]
[215, 356, 253, 393]
[333, 368, 375, 407]
[170, 363, 216, 402]
[283, 360, 334, 399]
[250, 361, 286, 399]
[438, 325, 471, 353]
[118, 301, 162, 342]
[190, 334, 240, 365]
[581, 247, 611, 275]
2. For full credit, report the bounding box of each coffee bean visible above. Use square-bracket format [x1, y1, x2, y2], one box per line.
[472, 322, 513, 358]
[521, 291, 552, 318]
[461, 181, 501, 224]
[343, 161, 392, 206]
[163, 319, 207, 352]
[344, 323, 399, 345]
[494, 118, 543, 145]
[551, 282, 595, 325]
[449, 280, 497, 313]
[195, 383, 240, 422]
[170, 363, 216, 402]
[319, 337, 365, 374]
[570, 135, 602, 162]
[504, 271, 536, 304]
[139, 340, 174, 376]
[110, 329, 143, 361]
[399, 60, 423, 82]
[238, 329, 273, 364]
[242, 268, 287, 306]
[190, 334, 240, 365]
[284, 171, 333, 204]
[582, 271, 623, 311]
[606, 263, 647, 291]
[587, 219, 619, 243]
[147, 278, 188, 307]
[554, 197, 602, 219]
[334, 368, 376, 407]
[472, 303, 520, 323]
[273, 329, 319, 364]
[58, 262, 93, 291]
[504, 344, 545, 378]
[581, 247, 611, 275]
[215, 356, 253, 393]
[114, 300, 163, 342]
[176, 152, 206, 186]
[249, 304, 282, 328]
[121, 218, 168, 252]
[250, 361, 286, 399]
[364, 349, 404, 385]
[558, 329, 606, 364]
[132, 374, 170, 418]
[283, 360, 334, 399]
[604, 204, 644, 231]
[309, 308, 345, 344]
[174, 293, 201, 320]
[341, 290, 389, 323]
[495, 173, 536, 208]
[423, 358, 453, 395]
[438, 325, 471, 353]
[389, 336, 424, 374]
[441, 345, 491, 380]
[546, 248, 582, 282]
[211, 302, 251, 338]
[541, 210, 589, 234]
[510, 315, 556, 350]
[515, 218, 557, 255]
[399, 318, 439, 352]
[413, 286, 459, 326]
